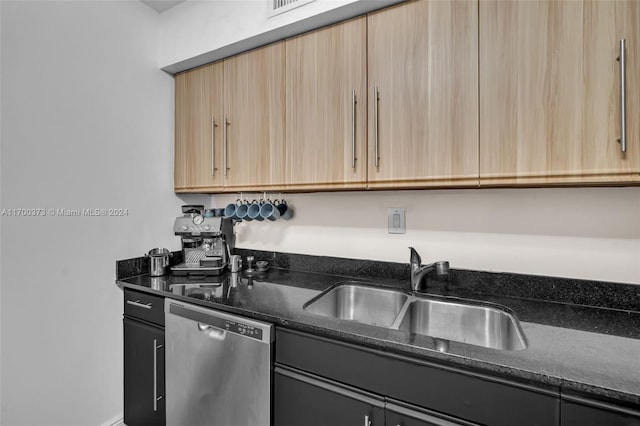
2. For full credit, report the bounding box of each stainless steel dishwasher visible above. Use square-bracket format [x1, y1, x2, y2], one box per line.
[165, 299, 273, 426]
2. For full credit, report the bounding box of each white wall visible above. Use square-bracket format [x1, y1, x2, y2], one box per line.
[214, 187, 640, 285]
[0, 1, 206, 425]
[158, 0, 400, 73]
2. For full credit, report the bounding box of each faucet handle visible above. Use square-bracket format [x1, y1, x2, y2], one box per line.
[409, 247, 422, 266]
[434, 261, 450, 277]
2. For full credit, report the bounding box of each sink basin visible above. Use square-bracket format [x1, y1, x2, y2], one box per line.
[397, 299, 527, 351]
[304, 283, 527, 351]
[303, 283, 409, 328]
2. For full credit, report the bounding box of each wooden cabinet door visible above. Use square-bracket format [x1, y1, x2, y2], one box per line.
[480, 0, 640, 185]
[174, 62, 224, 191]
[285, 17, 367, 190]
[367, 0, 479, 189]
[124, 318, 165, 426]
[223, 42, 286, 191]
[274, 366, 385, 426]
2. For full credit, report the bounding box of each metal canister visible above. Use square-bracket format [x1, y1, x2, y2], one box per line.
[147, 248, 171, 276]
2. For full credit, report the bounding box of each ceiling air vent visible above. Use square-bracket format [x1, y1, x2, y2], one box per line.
[269, 0, 316, 17]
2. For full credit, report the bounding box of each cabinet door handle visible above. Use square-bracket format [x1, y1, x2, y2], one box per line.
[618, 39, 627, 153]
[364, 414, 371, 426]
[153, 339, 159, 412]
[211, 116, 218, 176]
[223, 115, 230, 176]
[352, 89, 357, 169]
[126, 300, 151, 309]
[373, 86, 380, 167]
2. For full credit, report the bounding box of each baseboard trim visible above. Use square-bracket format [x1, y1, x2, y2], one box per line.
[101, 413, 123, 426]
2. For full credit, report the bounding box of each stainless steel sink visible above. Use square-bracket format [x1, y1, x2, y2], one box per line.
[303, 283, 409, 328]
[396, 299, 527, 351]
[304, 283, 527, 351]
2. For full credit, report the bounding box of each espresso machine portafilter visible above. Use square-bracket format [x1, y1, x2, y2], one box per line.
[170, 205, 235, 276]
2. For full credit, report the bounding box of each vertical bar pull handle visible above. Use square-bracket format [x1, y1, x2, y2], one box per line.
[352, 90, 357, 169]
[211, 116, 218, 176]
[618, 39, 627, 153]
[153, 339, 159, 412]
[223, 115, 230, 176]
[373, 86, 380, 168]
[364, 414, 371, 426]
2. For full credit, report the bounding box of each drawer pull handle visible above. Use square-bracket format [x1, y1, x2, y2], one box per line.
[126, 300, 152, 309]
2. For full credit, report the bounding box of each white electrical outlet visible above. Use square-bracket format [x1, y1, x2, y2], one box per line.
[388, 208, 406, 234]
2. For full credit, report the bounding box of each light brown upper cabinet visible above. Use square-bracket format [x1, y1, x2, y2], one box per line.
[480, 0, 640, 185]
[174, 62, 224, 192]
[367, 0, 480, 189]
[223, 42, 286, 191]
[285, 17, 367, 190]
[174, 42, 285, 193]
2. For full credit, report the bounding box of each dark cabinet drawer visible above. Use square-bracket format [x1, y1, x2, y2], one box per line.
[124, 289, 164, 326]
[561, 395, 640, 426]
[274, 365, 385, 426]
[386, 399, 477, 426]
[383, 354, 558, 426]
[276, 328, 559, 426]
[276, 328, 390, 395]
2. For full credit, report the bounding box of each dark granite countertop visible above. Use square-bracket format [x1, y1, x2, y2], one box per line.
[116, 252, 640, 410]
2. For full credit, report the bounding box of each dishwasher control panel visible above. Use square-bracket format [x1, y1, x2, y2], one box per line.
[224, 319, 263, 341]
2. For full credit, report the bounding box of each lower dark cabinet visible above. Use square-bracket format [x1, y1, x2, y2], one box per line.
[124, 317, 165, 426]
[276, 328, 558, 426]
[274, 366, 385, 426]
[274, 365, 474, 426]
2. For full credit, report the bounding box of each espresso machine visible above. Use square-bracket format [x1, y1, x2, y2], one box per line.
[171, 205, 235, 276]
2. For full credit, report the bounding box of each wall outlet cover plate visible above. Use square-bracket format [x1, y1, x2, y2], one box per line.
[388, 208, 406, 234]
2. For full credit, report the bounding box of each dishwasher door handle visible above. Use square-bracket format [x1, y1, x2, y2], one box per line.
[197, 323, 226, 340]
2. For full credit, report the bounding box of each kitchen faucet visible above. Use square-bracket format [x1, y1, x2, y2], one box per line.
[409, 247, 449, 292]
